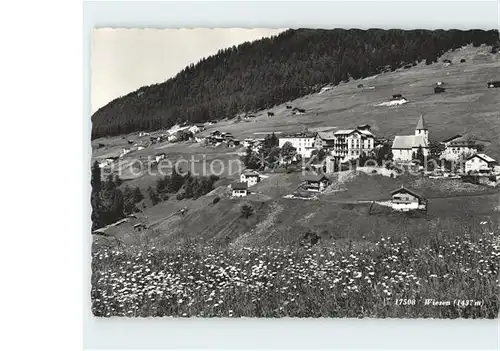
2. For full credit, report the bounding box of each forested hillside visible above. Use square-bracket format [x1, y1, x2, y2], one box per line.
[91, 28, 499, 139]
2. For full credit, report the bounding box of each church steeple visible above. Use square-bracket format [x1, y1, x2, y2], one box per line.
[415, 114, 429, 144]
[415, 114, 426, 131]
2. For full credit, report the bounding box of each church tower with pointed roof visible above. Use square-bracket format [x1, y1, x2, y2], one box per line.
[414, 114, 428, 145]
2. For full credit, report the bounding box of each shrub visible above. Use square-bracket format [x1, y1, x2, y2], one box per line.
[240, 204, 254, 218]
[176, 191, 186, 200]
[213, 196, 221, 205]
[371, 170, 377, 174]
[147, 186, 160, 205]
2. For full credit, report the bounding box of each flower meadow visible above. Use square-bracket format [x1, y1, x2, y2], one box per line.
[91, 230, 500, 318]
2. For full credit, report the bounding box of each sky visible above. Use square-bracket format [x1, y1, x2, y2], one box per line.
[91, 28, 286, 113]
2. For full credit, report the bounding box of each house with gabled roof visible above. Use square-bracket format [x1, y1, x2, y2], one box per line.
[390, 185, 427, 211]
[304, 174, 330, 192]
[231, 182, 248, 197]
[392, 115, 429, 162]
[465, 154, 496, 174]
[240, 171, 261, 186]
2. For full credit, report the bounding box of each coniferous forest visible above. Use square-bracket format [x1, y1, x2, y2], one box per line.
[91, 28, 499, 139]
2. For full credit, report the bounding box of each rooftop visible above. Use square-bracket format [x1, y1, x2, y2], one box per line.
[468, 153, 496, 163]
[390, 185, 424, 200]
[392, 135, 428, 149]
[281, 132, 316, 138]
[232, 182, 248, 190]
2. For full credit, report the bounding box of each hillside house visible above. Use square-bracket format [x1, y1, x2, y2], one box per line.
[231, 182, 248, 197]
[292, 107, 306, 115]
[440, 135, 479, 161]
[227, 139, 240, 148]
[98, 159, 113, 169]
[188, 125, 202, 134]
[392, 115, 429, 162]
[465, 154, 496, 174]
[167, 134, 178, 143]
[487, 81, 500, 88]
[267, 112, 274, 117]
[304, 174, 330, 192]
[120, 148, 131, 158]
[155, 153, 166, 163]
[357, 124, 371, 131]
[279, 132, 316, 159]
[240, 171, 261, 186]
[243, 138, 255, 148]
[133, 223, 147, 233]
[390, 186, 427, 211]
[195, 136, 206, 143]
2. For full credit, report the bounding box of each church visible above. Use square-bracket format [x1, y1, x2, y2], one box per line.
[391, 115, 429, 162]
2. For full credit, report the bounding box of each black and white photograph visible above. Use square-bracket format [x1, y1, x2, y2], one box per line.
[90, 27, 500, 318]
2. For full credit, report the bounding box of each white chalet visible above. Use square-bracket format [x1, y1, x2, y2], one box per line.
[392, 115, 429, 162]
[231, 182, 248, 197]
[240, 171, 261, 186]
[390, 186, 427, 211]
[465, 154, 496, 174]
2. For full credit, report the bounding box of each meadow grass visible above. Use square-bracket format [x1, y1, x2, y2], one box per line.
[91, 224, 499, 318]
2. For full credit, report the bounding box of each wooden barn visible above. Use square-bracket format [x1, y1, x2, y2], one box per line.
[304, 174, 330, 192]
[390, 186, 427, 212]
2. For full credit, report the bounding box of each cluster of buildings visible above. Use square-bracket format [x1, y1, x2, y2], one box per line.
[242, 138, 265, 153]
[276, 124, 376, 162]
[231, 171, 262, 197]
[204, 130, 240, 147]
[275, 114, 496, 175]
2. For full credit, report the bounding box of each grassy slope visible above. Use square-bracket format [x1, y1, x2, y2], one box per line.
[106, 171, 499, 251]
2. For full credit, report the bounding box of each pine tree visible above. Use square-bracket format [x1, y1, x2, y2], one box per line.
[114, 175, 123, 187]
[147, 186, 160, 205]
[416, 146, 425, 165]
[133, 187, 144, 203]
